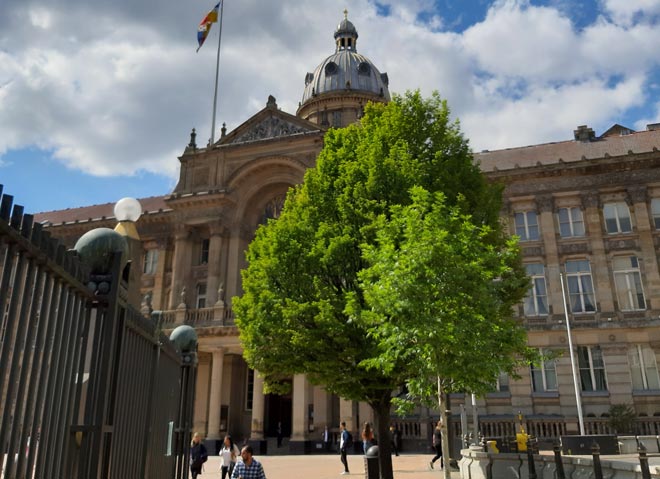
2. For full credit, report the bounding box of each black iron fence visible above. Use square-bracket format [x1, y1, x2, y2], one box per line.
[0, 185, 196, 479]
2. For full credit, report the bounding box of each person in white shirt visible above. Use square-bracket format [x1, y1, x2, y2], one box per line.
[219, 434, 241, 479]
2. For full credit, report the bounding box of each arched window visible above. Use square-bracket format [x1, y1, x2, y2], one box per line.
[260, 195, 286, 225]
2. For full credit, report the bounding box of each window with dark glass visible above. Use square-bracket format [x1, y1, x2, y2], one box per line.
[246, 369, 255, 410]
[651, 198, 660, 229]
[603, 202, 632, 234]
[565, 260, 596, 313]
[143, 249, 159, 275]
[524, 263, 548, 316]
[612, 256, 645, 311]
[199, 238, 210, 265]
[514, 211, 539, 241]
[629, 344, 660, 390]
[196, 283, 207, 309]
[557, 206, 585, 237]
[578, 345, 607, 391]
[531, 349, 557, 392]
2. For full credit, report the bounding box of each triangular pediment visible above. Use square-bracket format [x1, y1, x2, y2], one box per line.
[217, 96, 324, 147]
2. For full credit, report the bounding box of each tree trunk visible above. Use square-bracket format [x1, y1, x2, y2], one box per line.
[372, 396, 394, 479]
[437, 378, 452, 479]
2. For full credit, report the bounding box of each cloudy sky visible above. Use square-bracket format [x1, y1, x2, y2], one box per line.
[2, 0, 660, 213]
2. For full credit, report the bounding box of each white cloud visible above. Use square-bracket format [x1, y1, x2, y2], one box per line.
[1, 0, 660, 180]
[602, 0, 660, 26]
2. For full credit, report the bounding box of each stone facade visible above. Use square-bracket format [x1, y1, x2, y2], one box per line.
[31, 16, 660, 453]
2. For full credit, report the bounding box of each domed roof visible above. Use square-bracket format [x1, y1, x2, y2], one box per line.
[334, 15, 358, 39]
[300, 12, 390, 107]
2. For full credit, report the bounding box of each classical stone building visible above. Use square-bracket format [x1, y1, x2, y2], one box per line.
[32, 13, 660, 452]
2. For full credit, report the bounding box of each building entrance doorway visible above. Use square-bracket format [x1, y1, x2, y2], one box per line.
[265, 390, 292, 438]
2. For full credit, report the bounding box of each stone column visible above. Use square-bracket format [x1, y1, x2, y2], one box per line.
[250, 372, 265, 440]
[339, 398, 354, 432]
[290, 374, 310, 453]
[150, 239, 169, 310]
[248, 371, 267, 455]
[225, 223, 252, 309]
[207, 348, 225, 440]
[628, 186, 660, 310]
[313, 386, 330, 430]
[536, 194, 562, 314]
[170, 225, 192, 309]
[581, 191, 615, 313]
[206, 223, 226, 306]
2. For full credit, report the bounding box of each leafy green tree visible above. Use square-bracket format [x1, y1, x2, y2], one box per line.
[234, 91, 532, 479]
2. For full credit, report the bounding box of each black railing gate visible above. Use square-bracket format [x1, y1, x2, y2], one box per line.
[0, 185, 196, 479]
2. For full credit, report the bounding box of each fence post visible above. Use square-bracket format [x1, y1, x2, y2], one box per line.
[553, 440, 566, 479]
[592, 441, 603, 479]
[639, 443, 652, 479]
[526, 437, 537, 479]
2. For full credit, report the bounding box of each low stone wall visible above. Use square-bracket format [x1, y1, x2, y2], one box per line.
[459, 446, 660, 479]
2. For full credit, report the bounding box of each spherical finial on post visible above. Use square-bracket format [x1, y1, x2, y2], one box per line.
[113, 197, 142, 240]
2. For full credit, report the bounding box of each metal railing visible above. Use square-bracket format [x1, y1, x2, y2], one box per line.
[0, 185, 197, 479]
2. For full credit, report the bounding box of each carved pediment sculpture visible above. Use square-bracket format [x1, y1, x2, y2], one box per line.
[232, 117, 309, 144]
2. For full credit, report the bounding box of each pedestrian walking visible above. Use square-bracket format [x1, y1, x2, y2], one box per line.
[430, 421, 443, 469]
[390, 425, 401, 456]
[231, 445, 266, 479]
[190, 432, 208, 479]
[219, 434, 241, 479]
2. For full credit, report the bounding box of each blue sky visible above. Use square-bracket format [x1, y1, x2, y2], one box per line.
[2, 0, 660, 214]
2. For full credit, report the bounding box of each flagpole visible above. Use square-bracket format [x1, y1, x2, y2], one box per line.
[210, 0, 224, 145]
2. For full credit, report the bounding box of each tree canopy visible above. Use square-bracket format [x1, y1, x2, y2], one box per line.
[233, 91, 532, 479]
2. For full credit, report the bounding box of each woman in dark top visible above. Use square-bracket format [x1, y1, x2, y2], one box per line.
[190, 432, 208, 478]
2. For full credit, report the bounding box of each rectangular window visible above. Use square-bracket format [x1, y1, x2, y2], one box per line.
[629, 345, 660, 390]
[196, 283, 207, 309]
[578, 346, 607, 391]
[603, 202, 632, 234]
[531, 349, 557, 392]
[495, 372, 509, 393]
[651, 198, 660, 230]
[557, 207, 585, 237]
[199, 239, 210, 265]
[143, 249, 159, 275]
[613, 256, 646, 311]
[524, 264, 548, 316]
[514, 211, 539, 241]
[246, 369, 255, 410]
[565, 260, 596, 313]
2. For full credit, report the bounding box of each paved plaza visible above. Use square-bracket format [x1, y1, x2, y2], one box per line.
[197, 453, 461, 479]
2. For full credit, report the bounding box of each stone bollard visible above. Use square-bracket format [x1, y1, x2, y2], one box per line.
[364, 445, 379, 479]
[592, 442, 603, 479]
[553, 440, 566, 479]
[526, 437, 537, 479]
[639, 442, 651, 479]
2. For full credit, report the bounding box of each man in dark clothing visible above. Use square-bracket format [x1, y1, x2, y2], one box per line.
[390, 425, 401, 456]
[430, 422, 443, 469]
[339, 421, 350, 474]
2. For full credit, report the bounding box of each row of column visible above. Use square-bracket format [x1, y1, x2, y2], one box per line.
[202, 351, 371, 442]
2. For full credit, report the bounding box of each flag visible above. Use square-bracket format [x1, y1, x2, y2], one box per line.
[197, 1, 221, 52]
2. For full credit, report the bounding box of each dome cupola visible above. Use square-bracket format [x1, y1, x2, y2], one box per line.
[334, 9, 358, 52]
[297, 11, 390, 128]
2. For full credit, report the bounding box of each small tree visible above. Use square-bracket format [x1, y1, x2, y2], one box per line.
[608, 404, 637, 435]
[234, 91, 532, 479]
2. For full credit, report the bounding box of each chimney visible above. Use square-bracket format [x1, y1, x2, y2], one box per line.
[574, 125, 596, 141]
